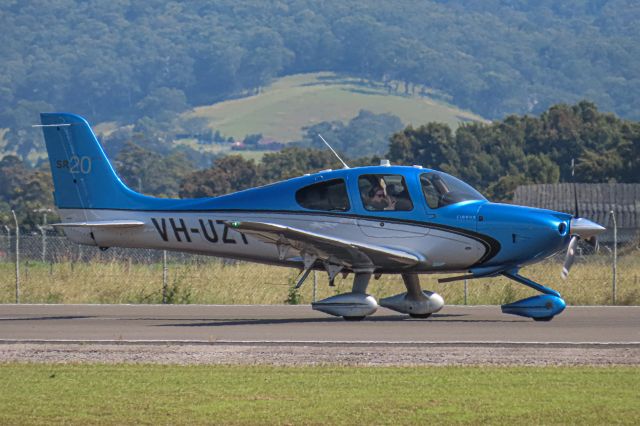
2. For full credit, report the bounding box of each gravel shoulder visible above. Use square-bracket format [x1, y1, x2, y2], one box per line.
[2, 343, 639, 366]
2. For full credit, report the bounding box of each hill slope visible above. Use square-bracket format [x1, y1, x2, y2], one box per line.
[188, 73, 484, 142]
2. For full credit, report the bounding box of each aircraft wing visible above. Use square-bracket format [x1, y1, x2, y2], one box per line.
[227, 221, 423, 270]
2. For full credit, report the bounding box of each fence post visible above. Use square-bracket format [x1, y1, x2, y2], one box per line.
[463, 278, 468, 305]
[312, 270, 317, 303]
[3, 225, 9, 254]
[162, 250, 168, 304]
[34, 208, 51, 263]
[610, 210, 617, 305]
[11, 210, 19, 304]
[37, 225, 46, 263]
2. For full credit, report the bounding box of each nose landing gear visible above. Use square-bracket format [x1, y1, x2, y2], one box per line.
[500, 271, 566, 321]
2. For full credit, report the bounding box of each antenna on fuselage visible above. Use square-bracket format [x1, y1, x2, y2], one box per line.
[318, 134, 349, 169]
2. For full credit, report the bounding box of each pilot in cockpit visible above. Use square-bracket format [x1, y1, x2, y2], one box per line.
[364, 185, 397, 211]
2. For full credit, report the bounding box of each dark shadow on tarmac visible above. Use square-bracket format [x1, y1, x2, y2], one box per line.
[0, 316, 94, 321]
[156, 313, 525, 328]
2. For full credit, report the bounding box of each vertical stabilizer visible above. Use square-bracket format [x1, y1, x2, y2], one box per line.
[40, 113, 156, 210]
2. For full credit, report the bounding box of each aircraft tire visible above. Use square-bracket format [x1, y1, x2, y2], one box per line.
[343, 316, 366, 321]
[533, 316, 554, 322]
[409, 313, 432, 319]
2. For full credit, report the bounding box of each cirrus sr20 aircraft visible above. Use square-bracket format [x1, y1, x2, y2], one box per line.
[38, 113, 605, 321]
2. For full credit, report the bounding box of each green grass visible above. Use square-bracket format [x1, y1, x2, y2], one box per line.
[1, 252, 638, 305]
[188, 72, 484, 142]
[0, 364, 637, 425]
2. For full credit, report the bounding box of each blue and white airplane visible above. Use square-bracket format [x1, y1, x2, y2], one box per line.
[38, 113, 605, 321]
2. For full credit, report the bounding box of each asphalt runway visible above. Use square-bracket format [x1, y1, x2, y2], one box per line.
[0, 304, 638, 344]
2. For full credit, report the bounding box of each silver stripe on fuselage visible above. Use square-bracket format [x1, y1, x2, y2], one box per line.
[58, 209, 486, 273]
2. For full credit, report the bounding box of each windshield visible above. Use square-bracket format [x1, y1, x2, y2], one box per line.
[420, 172, 486, 209]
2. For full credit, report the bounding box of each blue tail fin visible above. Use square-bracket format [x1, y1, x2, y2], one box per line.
[40, 113, 170, 210]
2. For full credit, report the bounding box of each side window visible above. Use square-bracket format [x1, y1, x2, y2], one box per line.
[358, 174, 413, 211]
[420, 174, 441, 209]
[295, 179, 350, 211]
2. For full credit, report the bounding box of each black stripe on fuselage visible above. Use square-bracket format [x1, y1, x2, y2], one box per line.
[60, 208, 502, 265]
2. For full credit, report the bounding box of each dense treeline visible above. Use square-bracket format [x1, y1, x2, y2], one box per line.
[297, 110, 404, 158]
[0, 155, 53, 226]
[388, 101, 640, 199]
[180, 102, 640, 201]
[1, 101, 638, 229]
[2, 0, 640, 156]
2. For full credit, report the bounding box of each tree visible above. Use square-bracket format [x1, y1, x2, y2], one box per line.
[0, 155, 54, 228]
[1, 100, 53, 158]
[301, 110, 404, 158]
[179, 155, 259, 198]
[242, 133, 263, 146]
[388, 123, 459, 175]
[115, 142, 192, 197]
[134, 87, 188, 122]
[260, 147, 341, 182]
[386, 101, 637, 200]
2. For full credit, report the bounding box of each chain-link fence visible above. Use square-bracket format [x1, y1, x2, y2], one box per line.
[0, 222, 638, 306]
[0, 228, 218, 265]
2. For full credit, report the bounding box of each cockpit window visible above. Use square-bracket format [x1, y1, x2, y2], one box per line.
[358, 174, 413, 211]
[295, 179, 350, 211]
[420, 172, 486, 209]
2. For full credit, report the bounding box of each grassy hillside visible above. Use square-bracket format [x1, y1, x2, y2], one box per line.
[188, 73, 484, 142]
[1, 73, 483, 164]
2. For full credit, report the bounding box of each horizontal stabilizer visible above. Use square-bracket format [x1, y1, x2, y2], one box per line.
[51, 220, 145, 228]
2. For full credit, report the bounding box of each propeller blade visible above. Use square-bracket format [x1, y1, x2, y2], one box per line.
[561, 236, 579, 280]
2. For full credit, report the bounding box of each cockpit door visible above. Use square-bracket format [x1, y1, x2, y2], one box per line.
[354, 173, 429, 238]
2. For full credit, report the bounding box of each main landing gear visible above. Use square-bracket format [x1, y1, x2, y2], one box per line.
[311, 272, 444, 321]
[379, 274, 444, 318]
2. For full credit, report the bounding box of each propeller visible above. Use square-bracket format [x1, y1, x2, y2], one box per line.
[561, 235, 579, 279]
[561, 162, 605, 279]
[561, 217, 606, 279]
[562, 169, 581, 280]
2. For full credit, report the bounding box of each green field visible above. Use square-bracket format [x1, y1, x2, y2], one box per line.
[0, 364, 637, 425]
[188, 73, 484, 142]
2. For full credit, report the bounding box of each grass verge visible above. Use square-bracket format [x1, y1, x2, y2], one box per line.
[0, 364, 637, 425]
[0, 253, 638, 305]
